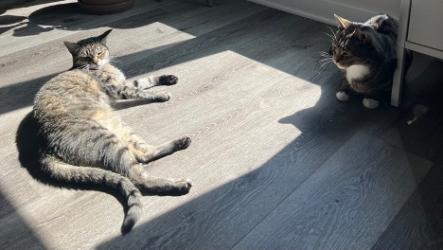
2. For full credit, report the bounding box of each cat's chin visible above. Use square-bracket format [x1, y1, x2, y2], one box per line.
[89, 65, 102, 70]
[335, 63, 347, 70]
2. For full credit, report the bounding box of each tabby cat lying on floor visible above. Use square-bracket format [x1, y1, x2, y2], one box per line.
[33, 29, 192, 233]
[329, 14, 398, 109]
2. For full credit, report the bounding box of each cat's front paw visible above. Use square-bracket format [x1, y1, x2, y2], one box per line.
[336, 91, 350, 102]
[158, 75, 178, 86]
[155, 92, 171, 102]
[174, 136, 192, 151]
[362, 98, 379, 109]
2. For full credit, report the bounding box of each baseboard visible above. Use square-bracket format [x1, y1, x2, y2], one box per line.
[248, 0, 397, 26]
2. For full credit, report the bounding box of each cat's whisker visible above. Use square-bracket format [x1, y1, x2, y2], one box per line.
[320, 62, 332, 68]
[327, 27, 338, 41]
[319, 60, 331, 66]
[319, 53, 331, 59]
[319, 57, 332, 63]
[319, 54, 331, 59]
[323, 32, 334, 39]
[319, 51, 330, 56]
[319, 58, 333, 69]
[328, 27, 337, 35]
[320, 53, 332, 58]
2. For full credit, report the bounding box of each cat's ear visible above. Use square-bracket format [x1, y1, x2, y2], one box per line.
[97, 29, 112, 44]
[334, 14, 352, 30]
[64, 41, 79, 55]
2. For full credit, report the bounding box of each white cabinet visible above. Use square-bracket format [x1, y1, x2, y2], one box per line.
[408, 0, 443, 52]
[391, 0, 443, 106]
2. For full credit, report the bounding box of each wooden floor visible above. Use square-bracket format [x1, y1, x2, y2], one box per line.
[1, 0, 443, 249]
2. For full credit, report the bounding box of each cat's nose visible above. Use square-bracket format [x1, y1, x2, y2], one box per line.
[89, 63, 100, 70]
[335, 55, 343, 62]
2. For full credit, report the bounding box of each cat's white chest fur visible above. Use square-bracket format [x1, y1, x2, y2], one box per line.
[345, 64, 370, 83]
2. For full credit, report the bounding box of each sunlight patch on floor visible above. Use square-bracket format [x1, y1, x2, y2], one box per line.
[96, 49, 322, 245]
[1, 47, 321, 248]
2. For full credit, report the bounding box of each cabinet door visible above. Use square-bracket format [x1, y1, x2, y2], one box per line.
[408, 0, 443, 51]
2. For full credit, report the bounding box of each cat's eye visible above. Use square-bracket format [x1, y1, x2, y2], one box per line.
[342, 51, 351, 56]
[97, 51, 104, 56]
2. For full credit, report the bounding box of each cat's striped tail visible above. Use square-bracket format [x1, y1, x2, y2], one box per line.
[40, 155, 142, 234]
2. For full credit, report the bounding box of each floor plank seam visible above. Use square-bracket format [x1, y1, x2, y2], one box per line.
[230, 127, 361, 248]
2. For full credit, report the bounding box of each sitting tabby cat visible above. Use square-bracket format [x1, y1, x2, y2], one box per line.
[33, 29, 192, 233]
[329, 14, 398, 109]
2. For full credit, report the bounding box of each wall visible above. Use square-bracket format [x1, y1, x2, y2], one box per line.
[249, 0, 401, 25]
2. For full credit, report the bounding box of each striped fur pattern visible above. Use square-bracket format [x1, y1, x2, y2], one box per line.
[326, 14, 398, 108]
[33, 30, 192, 234]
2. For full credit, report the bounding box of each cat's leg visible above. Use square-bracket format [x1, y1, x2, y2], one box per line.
[100, 135, 191, 196]
[84, 114, 192, 195]
[105, 83, 171, 103]
[336, 82, 351, 102]
[129, 164, 192, 196]
[134, 75, 178, 90]
[128, 134, 191, 164]
[362, 93, 381, 109]
[121, 134, 192, 195]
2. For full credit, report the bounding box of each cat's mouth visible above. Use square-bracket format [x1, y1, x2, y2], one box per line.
[89, 65, 101, 70]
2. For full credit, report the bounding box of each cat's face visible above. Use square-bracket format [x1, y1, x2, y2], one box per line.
[330, 15, 376, 69]
[64, 29, 112, 70]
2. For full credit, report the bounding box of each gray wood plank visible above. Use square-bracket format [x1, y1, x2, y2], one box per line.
[0, 210, 45, 250]
[233, 131, 432, 250]
[372, 165, 443, 250]
[0, 1, 426, 249]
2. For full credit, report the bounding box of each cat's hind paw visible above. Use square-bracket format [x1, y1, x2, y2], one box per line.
[168, 179, 192, 196]
[174, 136, 192, 151]
[155, 92, 171, 102]
[362, 98, 379, 109]
[336, 91, 350, 102]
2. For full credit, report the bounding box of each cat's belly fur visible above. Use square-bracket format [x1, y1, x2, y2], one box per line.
[34, 69, 109, 123]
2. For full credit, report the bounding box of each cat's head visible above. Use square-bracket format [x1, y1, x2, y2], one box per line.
[330, 15, 380, 70]
[64, 29, 112, 70]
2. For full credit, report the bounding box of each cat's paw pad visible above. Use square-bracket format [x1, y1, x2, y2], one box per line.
[336, 91, 350, 102]
[174, 137, 192, 150]
[155, 92, 171, 102]
[158, 75, 178, 86]
[362, 98, 379, 109]
[171, 179, 192, 195]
